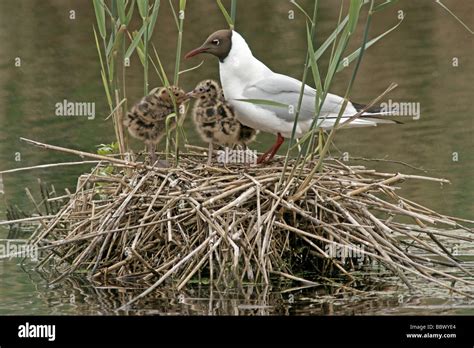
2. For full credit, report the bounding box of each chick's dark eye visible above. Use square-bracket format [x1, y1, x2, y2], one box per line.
[212, 39, 220, 45]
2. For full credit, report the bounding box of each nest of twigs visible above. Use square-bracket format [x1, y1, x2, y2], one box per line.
[20, 142, 474, 306]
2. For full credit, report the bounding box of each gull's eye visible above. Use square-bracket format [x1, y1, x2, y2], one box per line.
[212, 39, 220, 45]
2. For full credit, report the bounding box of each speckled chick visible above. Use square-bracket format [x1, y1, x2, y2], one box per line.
[188, 79, 257, 164]
[124, 86, 188, 165]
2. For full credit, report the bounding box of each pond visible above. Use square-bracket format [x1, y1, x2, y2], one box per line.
[0, 0, 473, 315]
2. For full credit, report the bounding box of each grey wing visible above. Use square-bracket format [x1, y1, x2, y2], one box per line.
[241, 74, 355, 122]
[241, 74, 315, 122]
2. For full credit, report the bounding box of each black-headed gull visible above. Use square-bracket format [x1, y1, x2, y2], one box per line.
[185, 30, 397, 164]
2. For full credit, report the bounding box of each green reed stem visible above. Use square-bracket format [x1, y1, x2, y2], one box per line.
[279, 1, 318, 184]
[143, 25, 149, 94]
[176, 1, 186, 164]
[297, 0, 375, 193]
[173, 0, 186, 85]
[231, 0, 237, 25]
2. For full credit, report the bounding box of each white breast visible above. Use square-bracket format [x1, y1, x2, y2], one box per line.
[219, 31, 294, 136]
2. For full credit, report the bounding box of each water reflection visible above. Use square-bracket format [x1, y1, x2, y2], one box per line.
[0, 260, 471, 315]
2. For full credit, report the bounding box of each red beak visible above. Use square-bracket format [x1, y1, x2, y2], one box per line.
[185, 46, 208, 59]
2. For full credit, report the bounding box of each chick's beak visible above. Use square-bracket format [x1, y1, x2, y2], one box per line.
[185, 45, 209, 59]
[186, 90, 197, 98]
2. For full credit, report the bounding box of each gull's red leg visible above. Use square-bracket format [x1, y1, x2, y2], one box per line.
[257, 133, 285, 164]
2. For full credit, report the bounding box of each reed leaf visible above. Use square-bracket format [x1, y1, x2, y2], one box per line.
[105, 31, 114, 56]
[137, 0, 149, 19]
[336, 17, 403, 72]
[93, 0, 106, 39]
[234, 99, 288, 108]
[125, 23, 148, 60]
[93, 27, 112, 110]
[126, 0, 136, 24]
[168, 0, 179, 29]
[306, 23, 322, 93]
[116, 0, 127, 25]
[152, 44, 170, 86]
[312, 16, 348, 61]
[148, 0, 161, 38]
[290, 0, 314, 25]
[305, 22, 323, 160]
[136, 43, 146, 67]
[323, 24, 351, 91]
[216, 0, 234, 29]
[100, 70, 113, 111]
[178, 60, 204, 76]
[109, 25, 127, 59]
[101, 1, 115, 19]
[149, 55, 165, 86]
[373, 0, 399, 12]
[347, 0, 364, 34]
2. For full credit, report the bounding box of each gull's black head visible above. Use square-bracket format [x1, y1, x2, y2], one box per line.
[185, 30, 233, 62]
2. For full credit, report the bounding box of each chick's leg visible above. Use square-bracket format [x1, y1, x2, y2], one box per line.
[148, 142, 157, 165]
[207, 142, 214, 166]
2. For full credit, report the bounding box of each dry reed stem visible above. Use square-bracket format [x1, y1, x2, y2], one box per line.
[3, 140, 472, 307]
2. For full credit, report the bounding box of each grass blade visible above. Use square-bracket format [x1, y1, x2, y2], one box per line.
[178, 60, 204, 76]
[168, 0, 179, 29]
[313, 16, 348, 61]
[290, 0, 314, 25]
[216, 0, 234, 29]
[373, 0, 399, 12]
[136, 39, 147, 67]
[93, 0, 106, 39]
[126, 0, 136, 24]
[110, 25, 127, 58]
[116, 0, 127, 25]
[348, 0, 364, 34]
[101, 70, 113, 111]
[137, 0, 149, 19]
[125, 22, 148, 60]
[93, 27, 112, 110]
[148, 0, 161, 38]
[234, 99, 288, 108]
[336, 17, 403, 72]
[152, 44, 170, 86]
[306, 23, 322, 93]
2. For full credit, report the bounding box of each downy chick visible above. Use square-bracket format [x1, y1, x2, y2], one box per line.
[124, 86, 188, 165]
[188, 79, 257, 165]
